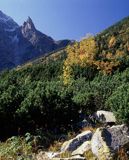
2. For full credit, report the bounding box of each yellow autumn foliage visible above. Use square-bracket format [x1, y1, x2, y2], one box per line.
[63, 35, 96, 84]
[63, 35, 127, 84]
[108, 36, 116, 48]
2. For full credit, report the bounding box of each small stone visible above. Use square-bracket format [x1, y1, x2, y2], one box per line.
[95, 110, 116, 123]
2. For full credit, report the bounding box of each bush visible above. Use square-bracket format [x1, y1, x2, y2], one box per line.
[106, 84, 129, 124]
[0, 135, 33, 160]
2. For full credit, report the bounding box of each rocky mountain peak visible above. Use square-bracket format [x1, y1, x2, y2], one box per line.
[22, 17, 36, 34]
[0, 10, 9, 19]
[0, 10, 72, 70]
[0, 10, 18, 30]
[27, 16, 34, 24]
[26, 16, 35, 29]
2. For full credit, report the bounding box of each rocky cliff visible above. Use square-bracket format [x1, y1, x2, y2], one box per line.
[0, 11, 71, 70]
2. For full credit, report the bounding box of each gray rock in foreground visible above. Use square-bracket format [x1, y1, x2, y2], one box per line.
[107, 124, 129, 150]
[71, 141, 91, 156]
[36, 124, 129, 160]
[61, 130, 92, 152]
[91, 124, 129, 160]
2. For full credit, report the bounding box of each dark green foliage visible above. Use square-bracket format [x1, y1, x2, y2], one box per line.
[0, 16, 129, 140]
[0, 58, 80, 139]
[2, 64, 129, 139]
[106, 83, 129, 124]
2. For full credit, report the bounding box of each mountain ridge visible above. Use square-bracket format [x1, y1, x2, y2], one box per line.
[20, 15, 129, 69]
[0, 10, 72, 70]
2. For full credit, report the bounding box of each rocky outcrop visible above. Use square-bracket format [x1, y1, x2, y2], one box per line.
[61, 131, 92, 152]
[34, 109, 129, 160]
[107, 124, 129, 150]
[35, 125, 129, 160]
[36, 152, 85, 160]
[91, 128, 114, 160]
[91, 125, 129, 160]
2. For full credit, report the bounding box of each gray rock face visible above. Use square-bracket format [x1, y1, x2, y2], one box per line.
[61, 131, 92, 152]
[71, 141, 91, 156]
[36, 125, 129, 160]
[0, 11, 19, 70]
[91, 125, 129, 160]
[0, 10, 72, 70]
[91, 128, 113, 160]
[36, 151, 85, 160]
[107, 124, 129, 150]
[0, 10, 18, 30]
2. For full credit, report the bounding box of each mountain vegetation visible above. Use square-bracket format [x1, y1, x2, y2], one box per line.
[0, 16, 129, 159]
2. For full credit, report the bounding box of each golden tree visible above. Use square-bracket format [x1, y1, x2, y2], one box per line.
[63, 35, 97, 84]
[63, 34, 127, 83]
[94, 50, 125, 74]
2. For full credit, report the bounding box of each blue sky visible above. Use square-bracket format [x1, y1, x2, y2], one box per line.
[0, 0, 129, 40]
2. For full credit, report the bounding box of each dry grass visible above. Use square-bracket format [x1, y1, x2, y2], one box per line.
[116, 148, 129, 160]
[48, 131, 76, 153]
[58, 151, 72, 158]
[80, 126, 97, 133]
[48, 141, 63, 152]
[84, 150, 98, 160]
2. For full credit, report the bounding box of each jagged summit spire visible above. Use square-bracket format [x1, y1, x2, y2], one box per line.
[27, 16, 33, 24]
[22, 16, 36, 32]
